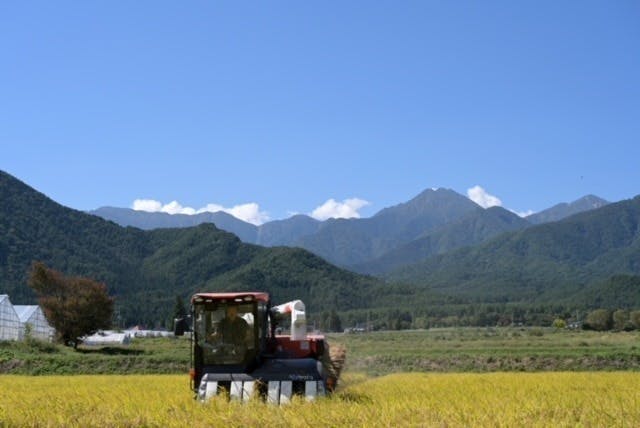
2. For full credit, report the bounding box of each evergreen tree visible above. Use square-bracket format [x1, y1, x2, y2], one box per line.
[328, 309, 342, 332]
[172, 295, 189, 335]
[173, 295, 187, 320]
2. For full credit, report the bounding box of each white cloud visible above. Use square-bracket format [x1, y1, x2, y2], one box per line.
[162, 200, 196, 215]
[132, 199, 163, 212]
[223, 203, 270, 226]
[196, 203, 225, 214]
[131, 199, 270, 225]
[467, 185, 502, 208]
[513, 209, 535, 218]
[310, 198, 370, 221]
[466, 186, 536, 217]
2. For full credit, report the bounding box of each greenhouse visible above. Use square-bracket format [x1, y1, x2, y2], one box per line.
[83, 331, 131, 346]
[14, 305, 55, 342]
[0, 295, 22, 341]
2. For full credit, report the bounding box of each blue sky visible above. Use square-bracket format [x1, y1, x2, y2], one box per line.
[2, 1, 639, 224]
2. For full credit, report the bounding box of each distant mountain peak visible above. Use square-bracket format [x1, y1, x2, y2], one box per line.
[295, 187, 480, 266]
[579, 195, 609, 209]
[526, 194, 609, 224]
[374, 187, 471, 217]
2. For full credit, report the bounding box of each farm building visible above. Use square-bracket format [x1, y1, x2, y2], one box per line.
[82, 331, 132, 346]
[124, 326, 173, 338]
[14, 305, 55, 342]
[0, 295, 22, 341]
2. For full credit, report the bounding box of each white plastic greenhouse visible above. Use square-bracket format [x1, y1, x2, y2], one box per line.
[83, 331, 131, 346]
[0, 295, 22, 341]
[14, 305, 55, 341]
[1, 295, 55, 342]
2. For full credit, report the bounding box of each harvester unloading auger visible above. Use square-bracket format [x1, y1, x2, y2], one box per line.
[190, 292, 345, 403]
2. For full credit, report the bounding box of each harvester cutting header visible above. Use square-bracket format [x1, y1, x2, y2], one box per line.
[190, 291, 344, 403]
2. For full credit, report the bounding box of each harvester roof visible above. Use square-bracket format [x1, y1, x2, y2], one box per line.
[191, 292, 270, 304]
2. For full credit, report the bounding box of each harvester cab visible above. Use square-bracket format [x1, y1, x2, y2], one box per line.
[191, 292, 336, 404]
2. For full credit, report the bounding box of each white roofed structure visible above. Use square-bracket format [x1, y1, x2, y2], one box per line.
[83, 331, 131, 346]
[14, 305, 55, 342]
[0, 295, 22, 341]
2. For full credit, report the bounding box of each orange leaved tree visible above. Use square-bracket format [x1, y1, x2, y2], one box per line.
[28, 262, 114, 348]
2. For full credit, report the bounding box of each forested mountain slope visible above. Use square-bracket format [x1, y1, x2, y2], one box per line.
[388, 196, 640, 302]
[353, 206, 531, 274]
[0, 171, 387, 326]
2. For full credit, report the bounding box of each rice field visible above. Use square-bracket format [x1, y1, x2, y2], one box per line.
[1, 372, 639, 427]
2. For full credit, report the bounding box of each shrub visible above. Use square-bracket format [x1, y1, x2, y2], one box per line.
[612, 309, 630, 331]
[584, 309, 612, 331]
[629, 311, 640, 330]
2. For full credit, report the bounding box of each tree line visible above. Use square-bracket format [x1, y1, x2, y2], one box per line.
[26, 261, 640, 347]
[580, 309, 640, 331]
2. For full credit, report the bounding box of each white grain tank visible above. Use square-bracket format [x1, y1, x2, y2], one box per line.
[271, 300, 307, 341]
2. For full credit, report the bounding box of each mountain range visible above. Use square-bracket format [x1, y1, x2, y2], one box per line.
[388, 195, 640, 302]
[91, 192, 610, 273]
[2, 169, 638, 328]
[0, 171, 387, 326]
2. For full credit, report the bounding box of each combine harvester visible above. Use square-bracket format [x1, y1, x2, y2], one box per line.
[189, 292, 345, 404]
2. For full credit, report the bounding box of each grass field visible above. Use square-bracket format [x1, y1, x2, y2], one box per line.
[2, 328, 639, 426]
[334, 327, 640, 374]
[2, 327, 639, 376]
[1, 372, 639, 427]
